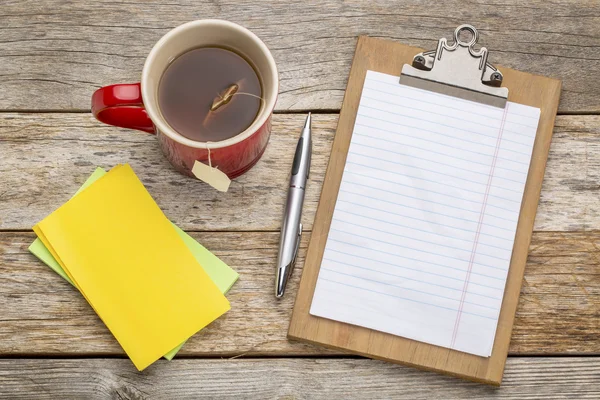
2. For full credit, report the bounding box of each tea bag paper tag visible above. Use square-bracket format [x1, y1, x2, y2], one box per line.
[192, 160, 231, 192]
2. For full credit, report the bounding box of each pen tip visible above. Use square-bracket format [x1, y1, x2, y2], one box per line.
[304, 112, 312, 129]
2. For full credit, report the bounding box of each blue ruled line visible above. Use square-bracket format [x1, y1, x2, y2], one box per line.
[322, 267, 500, 309]
[346, 162, 522, 202]
[343, 172, 520, 216]
[359, 102, 533, 146]
[329, 228, 508, 272]
[347, 153, 525, 194]
[332, 215, 511, 261]
[335, 196, 514, 243]
[346, 159, 518, 196]
[357, 113, 534, 158]
[351, 141, 526, 185]
[334, 207, 512, 252]
[352, 131, 527, 175]
[324, 248, 504, 291]
[326, 238, 506, 281]
[322, 258, 502, 300]
[344, 170, 522, 218]
[318, 277, 495, 320]
[354, 123, 530, 166]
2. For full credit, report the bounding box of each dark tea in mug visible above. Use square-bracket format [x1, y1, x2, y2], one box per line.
[158, 47, 263, 142]
[92, 20, 279, 179]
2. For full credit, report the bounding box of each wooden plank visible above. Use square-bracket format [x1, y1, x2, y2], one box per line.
[0, 358, 598, 398]
[0, 231, 598, 356]
[0, 113, 599, 232]
[288, 36, 562, 385]
[0, 1, 598, 112]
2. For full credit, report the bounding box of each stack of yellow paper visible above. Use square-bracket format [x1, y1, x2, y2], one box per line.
[31, 164, 232, 370]
[29, 167, 238, 360]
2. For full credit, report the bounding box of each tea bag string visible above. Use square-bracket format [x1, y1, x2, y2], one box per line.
[205, 84, 266, 155]
[231, 91, 265, 102]
[206, 91, 266, 145]
[212, 91, 265, 110]
[211, 81, 265, 112]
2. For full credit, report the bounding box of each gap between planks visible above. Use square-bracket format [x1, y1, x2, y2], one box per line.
[0, 109, 342, 114]
[0, 353, 599, 360]
[0, 109, 597, 115]
[0, 357, 598, 399]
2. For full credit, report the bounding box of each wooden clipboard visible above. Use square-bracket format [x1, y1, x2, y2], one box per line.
[288, 34, 561, 385]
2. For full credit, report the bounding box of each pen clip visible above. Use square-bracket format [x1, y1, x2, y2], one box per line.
[291, 223, 302, 270]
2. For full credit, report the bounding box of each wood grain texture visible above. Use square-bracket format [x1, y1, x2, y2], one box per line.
[1, 113, 599, 232]
[0, 231, 598, 356]
[0, 0, 598, 112]
[0, 1, 596, 395]
[0, 358, 598, 399]
[288, 36, 561, 385]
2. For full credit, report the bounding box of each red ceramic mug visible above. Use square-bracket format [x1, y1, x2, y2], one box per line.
[91, 20, 279, 179]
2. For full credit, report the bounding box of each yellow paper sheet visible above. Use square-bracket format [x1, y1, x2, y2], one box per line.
[34, 164, 230, 370]
[29, 167, 239, 360]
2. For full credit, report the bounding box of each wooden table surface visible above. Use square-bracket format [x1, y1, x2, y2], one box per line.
[0, 1, 599, 398]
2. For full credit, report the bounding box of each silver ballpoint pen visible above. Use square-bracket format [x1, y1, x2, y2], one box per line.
[275, 113, 312, 298]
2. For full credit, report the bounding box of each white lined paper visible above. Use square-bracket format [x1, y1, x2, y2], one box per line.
[309, 70, 540, 357]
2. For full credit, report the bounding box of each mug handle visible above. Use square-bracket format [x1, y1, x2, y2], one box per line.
[91, 83, 155, 133]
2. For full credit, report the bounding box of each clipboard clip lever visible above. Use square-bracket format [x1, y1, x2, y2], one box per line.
[400, 25, 509, 108]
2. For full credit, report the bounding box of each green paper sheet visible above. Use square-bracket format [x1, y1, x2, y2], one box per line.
[29, 167, 238, 360]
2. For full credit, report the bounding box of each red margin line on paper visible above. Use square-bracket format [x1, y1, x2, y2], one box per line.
[450, 103, 510, 350]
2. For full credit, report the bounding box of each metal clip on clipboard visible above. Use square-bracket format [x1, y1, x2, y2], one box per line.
[400, 24, 509, 108]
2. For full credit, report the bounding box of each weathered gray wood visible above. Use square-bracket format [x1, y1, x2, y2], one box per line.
[0, 231, 598, 356]
[0, 358, 598, 399]
[0, 1, 599, 112]
[0, 113, 599, 231]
